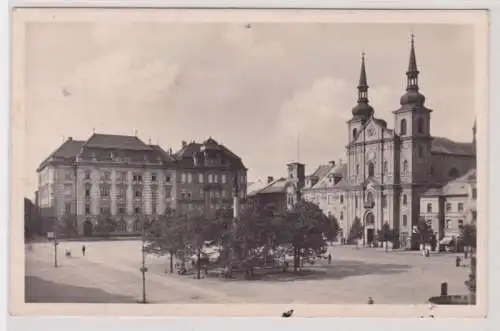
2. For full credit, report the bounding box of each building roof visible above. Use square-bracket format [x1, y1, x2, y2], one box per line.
[247, 179, 270, 196]
[174, 138, 246, 169]
[148, 145, 176, 163]
[83, 133, 153, 151]
[258, 178, 290, 194]
[423, 168, 476, 197]
[36, 139, 85, 171]
[431, 137, 475, 156]
[307, 164, 335, 179]
[38, 134, 244, 172]
[308, 163, 348, 190]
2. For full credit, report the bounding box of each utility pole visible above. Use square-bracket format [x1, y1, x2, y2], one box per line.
[226, 171, 240, 278]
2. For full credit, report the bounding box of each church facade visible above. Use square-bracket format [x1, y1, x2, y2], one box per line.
[302, 36, 476, 248]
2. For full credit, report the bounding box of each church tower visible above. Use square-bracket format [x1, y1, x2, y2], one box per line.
[347, 53, 375, 187]
[393, 34, 433, 185]
[348, 53, 374, 144]
[393, 35, 433, 242]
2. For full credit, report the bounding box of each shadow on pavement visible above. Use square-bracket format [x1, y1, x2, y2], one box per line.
[215, 260, 412, 282]
[25, 276, 137, 303]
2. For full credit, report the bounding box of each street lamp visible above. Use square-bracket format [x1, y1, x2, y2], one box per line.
[53, 233, 59, 268]
[139, 214, 148, 304]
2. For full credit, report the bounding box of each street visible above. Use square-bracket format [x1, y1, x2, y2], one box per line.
[25, 240, 470, 304]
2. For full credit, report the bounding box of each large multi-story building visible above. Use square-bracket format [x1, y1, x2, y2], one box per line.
[251, 36, 476, 248]
[36, 134, 246, 236]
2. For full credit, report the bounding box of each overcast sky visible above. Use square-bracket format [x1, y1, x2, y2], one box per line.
[24, 21, 475, 196]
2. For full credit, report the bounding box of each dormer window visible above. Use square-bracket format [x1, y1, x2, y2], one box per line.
[352, 128, 358, 140]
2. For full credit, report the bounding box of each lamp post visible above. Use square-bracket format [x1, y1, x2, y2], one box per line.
[139, 214, 148, 304]
[53, 218, 59, 268]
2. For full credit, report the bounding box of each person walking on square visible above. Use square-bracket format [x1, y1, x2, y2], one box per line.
[82, 245, 86, 256]
[328, 253, 332, 265]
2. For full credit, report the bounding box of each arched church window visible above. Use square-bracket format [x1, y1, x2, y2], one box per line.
[403, 194, 407, 206]
[356, 164, 360, 176]
[403, 160, 408, 173]
[417, 118, 424, 134]
[427, 203, 432, 213]
[368, 162, 375, 177]
[352, 128, 358, 140]
[383, 161, 388, 173]
[402, 215, 408, 227]
[448, 168, 459, 178]
[400, 119, 407, 135]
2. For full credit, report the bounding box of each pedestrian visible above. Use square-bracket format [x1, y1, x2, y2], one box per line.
[368, 297, 374, 304]
[82, 245, 86, 256]
[328, 253, 332, 265]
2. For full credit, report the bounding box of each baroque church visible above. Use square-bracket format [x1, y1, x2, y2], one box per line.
[297, 35, 476, 248]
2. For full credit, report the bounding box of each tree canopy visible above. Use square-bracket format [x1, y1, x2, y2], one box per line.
[347, 217, 364, 244]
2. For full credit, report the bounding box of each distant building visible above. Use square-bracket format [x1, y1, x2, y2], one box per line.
[172, 137, 247, 215]
[36, 134, 246, 236]
[302, 160, 347, 240]
[420, 168, 477, 244]
[247, 176, 290, 215]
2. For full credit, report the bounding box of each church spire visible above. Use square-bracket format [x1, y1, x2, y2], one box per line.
[406, 33, 420, 91]
[352, 52, 374, 119]
[400, 34, 426, 107]
[357, 52, 369, 103]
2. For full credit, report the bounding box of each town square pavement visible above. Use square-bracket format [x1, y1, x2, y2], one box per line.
[25, 240, 470, 304]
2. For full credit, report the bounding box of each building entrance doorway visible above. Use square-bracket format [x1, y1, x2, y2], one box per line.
[366, 229, 375, 245]
[83, 220, 93, 237]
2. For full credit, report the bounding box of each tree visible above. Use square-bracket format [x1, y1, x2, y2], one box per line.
[24, 198, 41, 240]
[277, 200, 338, 272]
[347, 217, 364, 245]
[94, 216, 117, 237]
[459, 223, 477, 254]
[377, 222, 394, 252]
[415, 217, 433, 247]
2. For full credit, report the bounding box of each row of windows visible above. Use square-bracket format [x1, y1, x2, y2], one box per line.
[84, 186, 172, 199]
[445, 202, 465, 212]
[351, 117, 426, 141]
[400, 117, 426, 136]
[427, 202, 465, 213]
[446, 219, 464, 229]
[180, 173, 245, 184]
[83, 171, 171, 183]
[83, 204, 161, 215]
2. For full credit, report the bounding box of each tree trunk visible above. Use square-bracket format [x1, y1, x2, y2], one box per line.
[169, 251, 174, 273]
[197, 248, 201, 280]
[293, 246, 299, 272]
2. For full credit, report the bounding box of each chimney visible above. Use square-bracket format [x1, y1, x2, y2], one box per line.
[267, 176, 274, 183]
[328, 160, 336, 167]
[181, 140, 187, 148]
